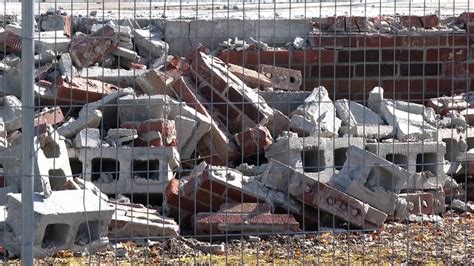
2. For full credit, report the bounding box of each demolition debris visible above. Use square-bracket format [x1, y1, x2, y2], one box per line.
[0, 9, 472, 260]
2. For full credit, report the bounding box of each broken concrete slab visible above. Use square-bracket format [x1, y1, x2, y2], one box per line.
[339, 124, 394, 139]
[335, 99, 384, 128]
[291, 86, 341, 137]
[4, 190, 114, 257]
[80, 66, 147, 87]
[34, 31, 70, 53]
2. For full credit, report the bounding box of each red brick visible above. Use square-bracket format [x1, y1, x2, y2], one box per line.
[324, 16, 346, 32]
[0, 30, 21, 52]
[194, 212, 299, 235]
[448, 34, 469, 46]
[121, 119, 177, 147]
[218, 49, 335, 66]
[310, 34, 357, 48]
[420, 14, 439, 29]
[338, 50, 380, 62]
[345, 16, 362, 32]
[227, 63, 272, 89]
[219, 202, 272, 214]
[400, 192, 435, 215]
[354, 64, 396, 77]
[458, 12, 474, 24]
[69, 24, 118, 67]
[381, 49, 424, 62]
[234, 126, 273, 157]
[396, 35, 448, 47]
[312, 65, 353, 78]
[400, 63, 441, 76]
[358, 34, 395, 47]
[54, 77, 118, 103]
[426, 48, 468, 61]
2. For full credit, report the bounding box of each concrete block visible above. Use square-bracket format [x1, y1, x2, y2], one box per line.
[265, 135, 365, 184]
[70, 146, 179, 195]
[57, 110, 102, 138]
[399, 192, 437, 215]
[339, 125, 394, 139]
[335, 99, 384, 128]
[5, 190, 114, 257]
[111, 46, 138, 61]
[58, 52, 78, 78]
[329, 146, 412, 218]
[259, 91, 310, 116]
[0, 95, 22, 132]
[291, 86, 341, 137]
[133, 28, 168, 59]
[293, 170, 387, 228]
[366, 141, 446, 178]
[75, 128, 101, 148]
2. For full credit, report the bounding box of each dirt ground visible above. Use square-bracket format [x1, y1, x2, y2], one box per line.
[4, 211, 470, 265]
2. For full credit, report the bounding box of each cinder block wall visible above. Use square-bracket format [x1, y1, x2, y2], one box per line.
[218, 13, 474, 103]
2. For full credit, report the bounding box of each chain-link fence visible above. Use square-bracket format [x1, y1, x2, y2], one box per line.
[0, 0, 473, 264]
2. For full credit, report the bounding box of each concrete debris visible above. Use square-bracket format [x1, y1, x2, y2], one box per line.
[0, 12, 471, 259]
[291, 86, 341, 137]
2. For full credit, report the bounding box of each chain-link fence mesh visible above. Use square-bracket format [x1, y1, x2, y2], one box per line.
[0, 0, 473, 264]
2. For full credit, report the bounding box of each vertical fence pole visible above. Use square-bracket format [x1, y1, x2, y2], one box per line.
[21, 0, 35, 263]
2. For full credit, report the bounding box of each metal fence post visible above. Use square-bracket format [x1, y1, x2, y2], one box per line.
[21, 0, 35, 264]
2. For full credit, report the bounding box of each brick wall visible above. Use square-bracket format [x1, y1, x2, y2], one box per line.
[218, 13, 474, 103]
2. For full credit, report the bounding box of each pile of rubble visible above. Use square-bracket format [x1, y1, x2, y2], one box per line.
[0, 9, 472, 259]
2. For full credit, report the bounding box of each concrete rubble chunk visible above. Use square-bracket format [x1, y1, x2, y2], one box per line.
[133, 28, 168, 59]
[135, 69, 175, 96]
[4, 190, 114, 257]
[191, 51, 274, 132]
[57, 109, 102, 138]
[34, 31, 70, 53]
[58, 52, 78, 78]
[371, 88, 437, 141]
[0, 120, 7, 149]
[335, 99, 384, 128]
[75, 128, 101, 148]
[291, 86, 341, 137]
[0, 95, 22, 132]
[106, 128, 138, 145]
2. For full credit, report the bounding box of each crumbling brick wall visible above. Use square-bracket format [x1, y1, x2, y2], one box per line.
[219, 13, 474, 102]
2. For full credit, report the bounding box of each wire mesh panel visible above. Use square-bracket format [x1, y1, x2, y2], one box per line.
[0, 0, 472, 264]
